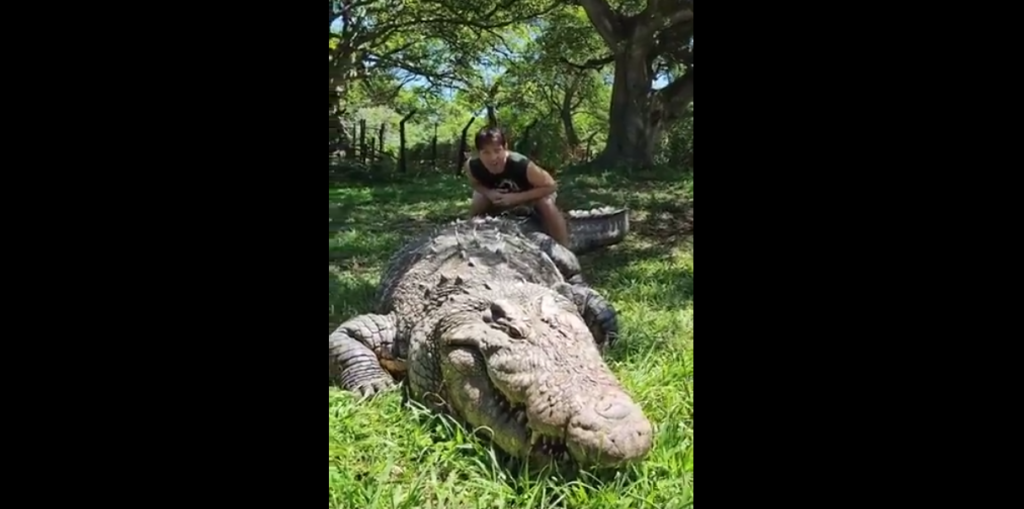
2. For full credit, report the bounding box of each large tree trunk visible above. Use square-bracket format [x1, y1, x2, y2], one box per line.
[598, 49, 662, 168]
[579, 0, 694, 169]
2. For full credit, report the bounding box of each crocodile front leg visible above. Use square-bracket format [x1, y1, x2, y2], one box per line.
[554, 283, 619, 352]
[525, 231, 582, 281]
[328, 313, 400, 397]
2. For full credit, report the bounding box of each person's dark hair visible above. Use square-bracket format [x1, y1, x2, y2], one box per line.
[474, 127, 507, 149]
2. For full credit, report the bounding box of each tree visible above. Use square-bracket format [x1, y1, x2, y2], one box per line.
[484, 9, 611, 165]
[573, 0, 693, 167]
[531, 7, 610, 157]
[328, 0, 559, 115]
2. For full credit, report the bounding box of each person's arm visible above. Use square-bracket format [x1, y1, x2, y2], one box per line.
[464, 159, 497, 199]
[498, 162, 557, 205]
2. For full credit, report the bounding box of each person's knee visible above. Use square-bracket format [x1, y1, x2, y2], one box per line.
[472, 191, 492, 205]
[470, 192, 492, 215]
[533, 197, 569, 245]
[534, 196, 560, 216]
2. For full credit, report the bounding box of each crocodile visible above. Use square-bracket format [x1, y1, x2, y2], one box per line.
[328, 208, 651, 468]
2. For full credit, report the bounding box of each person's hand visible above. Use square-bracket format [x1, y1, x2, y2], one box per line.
[486, 190, 503, 202]
[491, 193, 520, 207]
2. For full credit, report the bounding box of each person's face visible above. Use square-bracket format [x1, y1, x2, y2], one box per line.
[479, 143, 507, 172]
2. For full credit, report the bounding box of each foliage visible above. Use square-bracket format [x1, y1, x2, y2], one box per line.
[329, 0, 558, 104]
[330, 0, 694, 173]
[659, 103, 692, 169]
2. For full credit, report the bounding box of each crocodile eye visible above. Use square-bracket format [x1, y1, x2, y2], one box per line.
[484, 315, 526, 339]
[501, 320, 526, 339]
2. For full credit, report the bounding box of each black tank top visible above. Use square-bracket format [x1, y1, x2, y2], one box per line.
[469, 151, 534, 193]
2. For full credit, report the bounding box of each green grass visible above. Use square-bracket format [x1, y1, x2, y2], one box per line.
[329, 165, 693, 508]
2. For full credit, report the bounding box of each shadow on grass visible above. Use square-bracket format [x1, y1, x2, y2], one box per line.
[558, 167, 693, 267]
[581, 233, 692, 283]
[330, 165, 692, 248]
[329, 165, 695, 324]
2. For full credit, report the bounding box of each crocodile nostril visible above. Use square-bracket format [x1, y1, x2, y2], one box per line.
[595, 401, 633, 420]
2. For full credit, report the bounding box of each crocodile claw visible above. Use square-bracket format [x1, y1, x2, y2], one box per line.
[355, 377, 396, 399]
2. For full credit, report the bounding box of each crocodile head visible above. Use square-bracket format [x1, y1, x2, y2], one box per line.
[436, 281, 652, 468]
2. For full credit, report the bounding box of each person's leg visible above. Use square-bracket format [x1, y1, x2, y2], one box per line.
[470, 191, 493, 217]
[533, 194, 570, 248]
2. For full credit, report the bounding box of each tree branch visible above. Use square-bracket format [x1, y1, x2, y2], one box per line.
[654, 68, 693, 123]
[641, 0, 692, 21]
[381, 75, 418, 103]
[366, 56, 452, 81]
[562, 54, 615, 70]
[538, 81, 560, 110]
[373, 39, 420, 61]
[571, 78, 588, 110]
[636, 1, 693, 43]
[579, 0, 623, 47]
[424, 0, 512, 25]
[652, 19, 693, 57]
[561, 80, 574, 113]
[660, 44, 692, 71]
[433, 80, 473, 95]
[329, 0, 377, 29]
[329, 0, 348, 31]
[364, 54, 473, 93]
[487, 31, 518, 64]
[371, 0, 559, 39]
[338, 0, 562, 76]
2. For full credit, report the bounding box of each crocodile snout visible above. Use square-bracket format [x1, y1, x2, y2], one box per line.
[565, 390, 653, 467]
